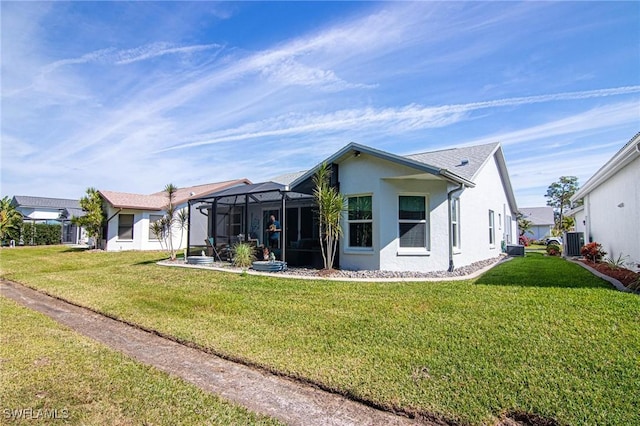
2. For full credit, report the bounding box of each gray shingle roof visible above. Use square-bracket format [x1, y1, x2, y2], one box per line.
[520, 207, 554, 226]
[405, 142, 500, 182]
[271, 171, 308, 185]
[11, 196, 80, 210]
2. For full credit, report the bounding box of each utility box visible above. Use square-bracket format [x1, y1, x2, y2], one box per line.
[564, 232, 585, 257]
[506, 244, 525, 257]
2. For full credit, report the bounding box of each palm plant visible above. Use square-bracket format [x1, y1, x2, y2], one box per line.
[0, 196, 22, 243]
[232, 242, 255, 268]
[313, 163, 345, 270]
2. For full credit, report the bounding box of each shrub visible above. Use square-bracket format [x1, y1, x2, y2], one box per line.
[581, 242, 606, 263]
[546, 244, 561, 256]
[518, 235, 530, 246]
[604, 253, 629, 270]
[232, 243, 255, 268]
[20, 223, 62, 246]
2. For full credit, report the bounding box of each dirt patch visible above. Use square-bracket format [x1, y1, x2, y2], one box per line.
[497, 410, 562, 426]
[580, 260, 640, 290]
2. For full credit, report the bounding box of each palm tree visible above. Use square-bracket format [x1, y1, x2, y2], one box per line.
[0, 196, 22, 244]
[313, 163, 345, 270]
[163, 184, 178, 260]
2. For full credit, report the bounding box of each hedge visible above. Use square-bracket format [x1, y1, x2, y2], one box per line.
[20, 223, 62, 246]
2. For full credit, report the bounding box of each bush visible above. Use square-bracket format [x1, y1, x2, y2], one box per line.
[546, 244, 561, 256]
[20, 223, 62, 246]
[581, 242, 606, 263]
[518, 235, 530, 246]
[232, 243, 255, 268]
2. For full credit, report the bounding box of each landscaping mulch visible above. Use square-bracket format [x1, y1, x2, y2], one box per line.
[580, 260, 640, 290]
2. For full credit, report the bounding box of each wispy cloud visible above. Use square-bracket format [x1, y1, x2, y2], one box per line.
[158, 87, 640, 152]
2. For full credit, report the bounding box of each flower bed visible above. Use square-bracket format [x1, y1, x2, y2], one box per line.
[580, 260, 640, 290]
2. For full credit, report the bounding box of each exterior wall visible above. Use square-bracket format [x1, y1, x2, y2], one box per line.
[104, 205, 187, 252]
[453, 155, 516, 269]
[527, 225, 553, 240]
[337, 152, 515, 272]
[583, 156, 640, 264]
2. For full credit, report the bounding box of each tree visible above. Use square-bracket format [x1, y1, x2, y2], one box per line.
[0, 196, 22, 243]
[72, 188, 104, 248]
[545, 176, 579, 234]
[516, 212, 532, 237]
[313, 163, 345, 270]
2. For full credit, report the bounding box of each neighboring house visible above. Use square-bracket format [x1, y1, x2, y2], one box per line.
[191, 141, 518, 272]
[570, 132, 640, 267]
[519, 207, 554, 240]
[100, 179, 251, 252]
[11, 195, 86, 244]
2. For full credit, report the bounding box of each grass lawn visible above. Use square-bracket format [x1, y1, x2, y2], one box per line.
[0, 296, 281, 425]
[1, 246, 639, 425]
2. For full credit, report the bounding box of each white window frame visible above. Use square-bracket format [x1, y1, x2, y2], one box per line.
[451, 197, 461, 252]
[118, 213, 134, 241]
[397, 194, 430, 255]
[489, 209, 495, 247]
[346, 194, 373, 251]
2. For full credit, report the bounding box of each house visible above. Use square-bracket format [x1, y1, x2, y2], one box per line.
[570, 132, 640, 267]
[11, 195, 87, 244]
[189, 141, 518, 272]
[100, 179, 251, 252]
[519, 207, 555, 240]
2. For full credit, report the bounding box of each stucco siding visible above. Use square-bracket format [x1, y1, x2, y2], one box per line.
[104, 205, 187, 252]
[584, 156, 640, 264]
[454, 154, 516, 268]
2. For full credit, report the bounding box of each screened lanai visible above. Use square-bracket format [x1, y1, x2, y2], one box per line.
[187, 181, 323, 267]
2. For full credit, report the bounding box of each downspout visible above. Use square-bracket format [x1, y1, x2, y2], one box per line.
[447, 183, 465, 272]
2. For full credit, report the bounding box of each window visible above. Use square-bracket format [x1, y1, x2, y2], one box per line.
[148, 214, 163, 240]
[451, 198, 460, 249]
[488, 210, 495, 246]
[398, 196, 428, 248]
[118, 214, 134, 240]
[348, 195, 372, 248]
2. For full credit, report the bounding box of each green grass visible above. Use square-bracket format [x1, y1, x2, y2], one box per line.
[0, 296, 282, 425]
[2, 246, 639, 425]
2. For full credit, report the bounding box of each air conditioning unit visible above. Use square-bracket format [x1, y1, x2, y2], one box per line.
[564, 232, 584, 257]
[506, 244, 525, 257]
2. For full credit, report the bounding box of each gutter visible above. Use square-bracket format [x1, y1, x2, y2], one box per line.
[447, 183, 465, 272]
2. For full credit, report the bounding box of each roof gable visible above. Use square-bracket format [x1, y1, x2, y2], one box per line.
[571, 132, 640, 202]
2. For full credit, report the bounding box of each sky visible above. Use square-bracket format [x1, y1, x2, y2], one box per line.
[1, 1, 639, 208]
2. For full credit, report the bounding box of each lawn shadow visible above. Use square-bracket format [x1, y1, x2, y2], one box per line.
[475, 252, 615, 290]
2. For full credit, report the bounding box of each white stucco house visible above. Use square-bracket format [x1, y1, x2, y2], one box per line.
[100, 179, 250, 252]
[570, 132, 640, 268]
[189, 141, 518, 272]
[11, 195, 87, 244]
[519, 207, 555, 240]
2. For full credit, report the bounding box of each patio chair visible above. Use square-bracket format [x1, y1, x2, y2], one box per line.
[204, 237, 222, 262]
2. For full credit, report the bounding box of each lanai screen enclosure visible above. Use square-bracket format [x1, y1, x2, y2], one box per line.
[187, 181, 324, 267]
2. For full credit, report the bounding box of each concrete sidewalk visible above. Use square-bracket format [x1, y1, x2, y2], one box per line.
[1, 280, 429, 426]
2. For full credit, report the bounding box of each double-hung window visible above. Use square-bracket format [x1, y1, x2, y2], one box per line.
[118, 214, 134, 240]
[488, 210, 495, 246]
[398, 195, 428, 250]
[347, 195, 372, 248]
[451, 197, 460, 250]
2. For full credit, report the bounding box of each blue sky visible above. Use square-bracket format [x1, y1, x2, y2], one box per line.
[2, 1, 638, 208]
